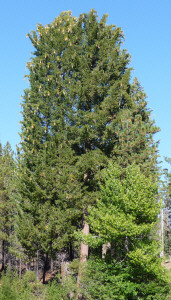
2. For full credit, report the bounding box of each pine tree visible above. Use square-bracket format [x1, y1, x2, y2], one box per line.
[0, 142, 15, 271]
[163, 158, 171, 255]
[17, 9, 160, 284]
[111, 78, 160, 176]
[80, 164, 170, 299]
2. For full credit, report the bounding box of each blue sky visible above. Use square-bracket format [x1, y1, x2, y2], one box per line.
[0, 0, 170, 171]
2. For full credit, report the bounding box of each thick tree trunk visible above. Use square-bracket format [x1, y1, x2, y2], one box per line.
[80, 221, 89, 263]
[61, 261, 69, 284]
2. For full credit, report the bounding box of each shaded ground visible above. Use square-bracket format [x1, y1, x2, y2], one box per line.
[164, 261, 171, 270]
[40, 270, 57, 284]
[163, 258, 171, 270]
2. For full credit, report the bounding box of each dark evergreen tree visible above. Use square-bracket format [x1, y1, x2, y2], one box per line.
[17, 9, 160, 283]
[111, 78, 159, 176]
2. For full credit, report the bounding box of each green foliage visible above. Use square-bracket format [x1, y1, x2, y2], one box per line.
[111, 87, 160, 176]
[81, 257, 170, 300]
[0, 269, 18, 300]
[0, 269, 43, 300]
[16, 9, 135, 261]
[77, 163, 170, 299]
[46, 274, 77, 300]
[87, 164, 160, 246]
[17, 9, 160, 261]
[162, 158, 171, 255]
[0, 142, 15, 239]
[13, 8, 164, 297]
[0, 142, 16, 269]
[164, 231, 171, 255]
[163, 157, 171, 205]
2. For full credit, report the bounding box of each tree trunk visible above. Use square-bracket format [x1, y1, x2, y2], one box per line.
[42, 253, 48, 284]
[80, 221, 89, 263]
[8, 252, 11, 270]
[36, 251, 39, 280]
[1, 240, 5, 271]
[61, 261, 69, 284]
[69, 241, 73, 261]
[77, 220, 89, 294]
[102, 242, 111, 259]
[50, 258, 53, 273]
[19, 258, 22, 277]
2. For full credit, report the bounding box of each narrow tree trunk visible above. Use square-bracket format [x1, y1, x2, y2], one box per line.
[19, 258, 22, 277]
[1, 240, 5, 271]
[50, 258, 53, 273]
[77, 221, 89, 292]
[36, 251, 39, 280]
[8, 252, 11, 270]
[102, 242, 111, 259]
[69, 241, 73, 261]
[42, 253, 48, 284]
[26, 261, 30, 271]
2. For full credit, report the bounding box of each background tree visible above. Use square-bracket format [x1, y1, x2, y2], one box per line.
[0, 142, 15, 271]
[163, 158, 171, 255]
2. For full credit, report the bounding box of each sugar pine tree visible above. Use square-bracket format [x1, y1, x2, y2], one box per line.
[17, 9, 160, 283]
[17, 9, 132, 274]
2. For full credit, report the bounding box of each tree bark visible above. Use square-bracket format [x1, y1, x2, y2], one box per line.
[80, 221, 89, 263]
[69, 241, 73, 261]
[102, 242, 111, 259]
[1, 240, 5, 271]
[61, 261, 69, 284]
[77, 221, 89, 293]
[36, 251, 39, 280]
[19, 258, 22, 277]
[42, 253, 48, 284]
[50, 257, 53, 273]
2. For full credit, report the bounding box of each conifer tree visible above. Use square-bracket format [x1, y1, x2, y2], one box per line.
[163, 158, 171, 255]
[17, 9, 160, 283]
[111, 79, 159, 177]
[79, 164, 170, 299]
[0, 142, 15, 270]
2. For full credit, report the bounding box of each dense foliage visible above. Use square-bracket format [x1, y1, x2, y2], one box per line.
[0, 9, 169, 299]
[79, 164, 170, 299]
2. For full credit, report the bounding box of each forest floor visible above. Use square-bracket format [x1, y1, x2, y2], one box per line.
[163, 258, 171, 270]
[40, 270, 57, 284]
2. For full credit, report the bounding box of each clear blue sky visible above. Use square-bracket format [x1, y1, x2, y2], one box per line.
[0, 0, 170, 170]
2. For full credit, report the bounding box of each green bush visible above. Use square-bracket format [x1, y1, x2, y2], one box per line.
[80, 257, 170, 300]
[0, 269, 43, 300]
[46, 274, 77, 300]
[0, 269, 18, 300]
